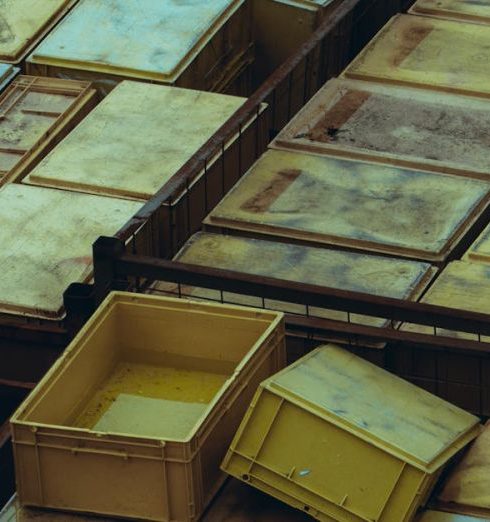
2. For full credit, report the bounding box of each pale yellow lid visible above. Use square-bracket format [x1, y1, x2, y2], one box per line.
[24, 81, 246, 200]
[0, 0, 75, 63]
[345, 14, 490, 98]
[0, 184, 141, 318]
[410, 0, 490, 23]
[205, 149, 490, 261]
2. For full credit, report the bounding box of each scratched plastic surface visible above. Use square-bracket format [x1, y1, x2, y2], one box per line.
[29, 0, 242, 81]
[0, 184, 141, 318]
[222, 345, 480, 522]
[272, 78, 490, 180]
[0, 0, 75, 62]
[401, 261, 490, 341]
[204, 149, 490, 261]
[410, 0, 490, 23]
[168, 231, 435, 329]
[345, 14, 490, 98]
[24, 81, 246, 199]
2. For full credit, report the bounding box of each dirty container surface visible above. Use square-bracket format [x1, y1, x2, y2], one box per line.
[158, 231, 435, 333]
[0, 184, 141, 319]
[344, 14, 490, 98]
[0, 64, 19, 92]
[23, 80, 247, 200]
[437, 421, 490, 518]
[0, 0, 77, 63]
[401, 261, 490, 342]
[222, 344, 480, 522]
[27, 0, 248, 86]
[409, 0, 490, 23]
[417, 511, 490, 521]
[271, 78, 490, 181]
[0, 75, 96, 187]
[203, 149, 490, 262]
[11, 293, 286, 522]
[463, 222, 490, 264]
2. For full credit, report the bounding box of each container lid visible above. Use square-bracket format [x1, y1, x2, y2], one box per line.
[410, 0, 490, 23]
[24, 81, 246, 200]
[0, 0, 75, 63]
[464, 223, 490, 264]
[0, 63, 15, 84]
[344, 14, 490, 98]
[438, 422, 490, 514]
[401, 261, 490, 339]
[176, 232, 435, 327]
[265, 345, 479, 470]
[418, 511, 490, 522]
[28, 0, 244, 82]
[0, 184, 141, 319]
[204, 150, 490, 261]
[272, 78, 490, 180]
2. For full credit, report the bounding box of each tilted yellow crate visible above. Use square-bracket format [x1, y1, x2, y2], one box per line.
[222, 344, 480, 522]
[11, 293, 286, 522]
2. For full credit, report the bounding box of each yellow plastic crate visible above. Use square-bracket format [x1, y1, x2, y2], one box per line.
[409, 0, 490, 24]
[0, 0, 77, 64]
[438, 422, 490, 518]
[344, 14, 490, 98]
[153, 231, 435, 338]
[26, 0, 252, 95]
[11, 293, 286, 522]
[222, 345, 480, 522]
[271, 77, 490, 181]
[0, 184, 141, 320]
[0, 75, 96, 187]
[463, 222, 490, 264]
[203, 149, 490, 262]
[417, 511, 490, 522]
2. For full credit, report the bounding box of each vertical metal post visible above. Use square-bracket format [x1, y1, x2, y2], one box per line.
[63, 283, 96, 340]
[92, 236, 126, 307]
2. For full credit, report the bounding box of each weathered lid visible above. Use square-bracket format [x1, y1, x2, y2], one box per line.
[265, 345, 480, 470]
[28, 0, 244, 82]
[401, 261, 490, 340]
[0, 184, 141, 319]
[0, 0, 75, 63]
[204, 150, 490, 261]
[0, 64, 15, 84]
[410, 0, 490, 24]
[24, 81, 246, 199]
[438, 421, 490, 514]
[345, 14, 490, 98]
[272, 78, 490, 179]
[175, 232, 435, 327]
[464, 223, 490, 264]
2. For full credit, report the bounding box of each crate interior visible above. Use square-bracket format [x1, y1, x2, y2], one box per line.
[21, 298, 274, 441]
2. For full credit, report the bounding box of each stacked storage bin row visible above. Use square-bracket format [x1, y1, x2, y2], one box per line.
[7, 0, 490, 521]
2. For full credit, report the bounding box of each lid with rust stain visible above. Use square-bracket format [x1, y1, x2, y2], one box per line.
[204, 149, 490, 262]
[271, 77, 490, 180]
[409, 0, 490, 24]
[344, 14, 490, 98]
[0, 184, 141, 319]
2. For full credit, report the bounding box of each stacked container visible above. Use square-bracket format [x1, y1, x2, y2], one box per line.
[26, 0, 253, 95]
